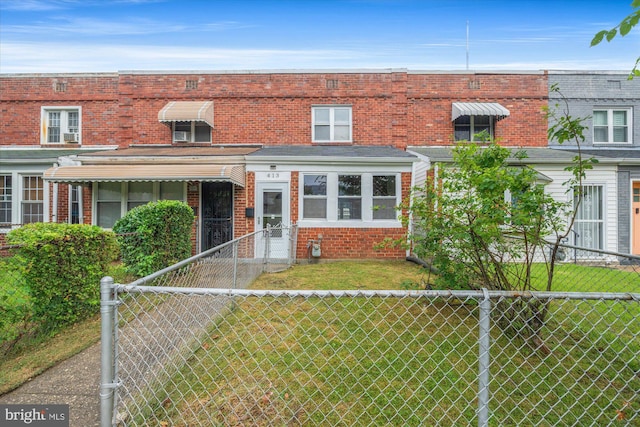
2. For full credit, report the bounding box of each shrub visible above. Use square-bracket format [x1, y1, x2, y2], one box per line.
[0, 255, 32, 354]
[6, 223, 118, 335]
[113, 200, 195, 277]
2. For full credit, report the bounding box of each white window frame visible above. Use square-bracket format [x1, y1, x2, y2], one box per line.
[68, 184, 83, 224]
[302, 174, 328, 219]
[592, 108, 632, 145]
[312, 106, 353, 143]
[454, 115, 494, 142]
[172, 121, 211, 143]
[0, 175, 12, 225]
[41, 106, 82, 145]
[299, 172, 401, 227]
[93, 182, 187, 228]
[573, 184, 605, 253]
[21, 175, 44, 225]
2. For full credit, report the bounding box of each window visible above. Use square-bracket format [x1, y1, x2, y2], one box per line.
[303, 174, 327, 219]
[313, 106, 352, 143]
[22, 176, 43, 224]
[42, 107, 81, 144]
[173, 122, 211, 143]
[300, 173, 400, 224]
[95, 182, 186, 228]
[338, 175, 362, 220]
[373, 175, 397, 219]
[127, 182, 153, 210]
[574, 185, 604, 252]
[593, 109, 631, 144]
[0, 175, 11, 224]
[454, 115, 493, 142]
[69, 185, 81, 224]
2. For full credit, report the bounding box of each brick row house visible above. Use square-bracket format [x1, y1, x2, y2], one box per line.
[1, 69, 637, 260]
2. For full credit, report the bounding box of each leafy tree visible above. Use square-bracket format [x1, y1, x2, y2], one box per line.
[401, 89, 595, 353]
[591, 0, 640, 79]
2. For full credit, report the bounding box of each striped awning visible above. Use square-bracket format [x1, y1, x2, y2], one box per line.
[44, 164, 244, 186]
[158, 101, 214, 126]
[452, 102, 510, 121]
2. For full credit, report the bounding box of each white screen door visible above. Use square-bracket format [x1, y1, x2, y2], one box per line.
[256, 182, 290, 259]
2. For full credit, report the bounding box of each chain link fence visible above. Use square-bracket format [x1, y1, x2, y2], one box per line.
[100, 233, 639, 427]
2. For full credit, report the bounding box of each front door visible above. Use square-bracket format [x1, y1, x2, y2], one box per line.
[633, 182, 640, 255]
[256, 182, 290, 258]
[201, 182, 233, 251]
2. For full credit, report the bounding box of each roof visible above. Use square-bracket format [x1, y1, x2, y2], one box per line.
[407, 146, 612, 164]
[557, 149, 640, 159]
[248, 145, 416, 159]
[75, 146, 259, 160]
[0, 148, 113, 164]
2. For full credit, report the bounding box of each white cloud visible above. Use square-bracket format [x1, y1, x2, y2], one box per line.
[2, 17, 248, 36]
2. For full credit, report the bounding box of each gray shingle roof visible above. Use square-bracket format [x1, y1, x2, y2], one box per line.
[248, 145, 416, 159]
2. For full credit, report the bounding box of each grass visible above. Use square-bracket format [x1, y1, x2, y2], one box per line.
[2, 258, 639, 423]
[0, 259, 133, 395]
[0, 316, 101, 395]
[123, 260, 639, 426]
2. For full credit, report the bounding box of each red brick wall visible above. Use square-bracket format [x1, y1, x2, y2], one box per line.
[406, 73, 548, 146]
[2, 71, 548, 149]
[118, 72, 402, 148]
[0, 75, 119, 146]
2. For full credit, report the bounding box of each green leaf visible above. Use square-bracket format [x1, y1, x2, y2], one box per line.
[591, 30, 606, 46]
[620, 21, 632, 36]
[606, 28, 618, 42]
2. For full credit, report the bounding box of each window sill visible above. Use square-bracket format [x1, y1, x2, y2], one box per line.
[298, 219, 402, 229]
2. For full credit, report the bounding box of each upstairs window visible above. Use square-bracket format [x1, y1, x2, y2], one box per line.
[158, 101, 214, 144]
[313, 106, 352, 143]
[593, 108, 631, 144]
[173, 121, 212, 143]
[454, 115, 493, 142]
[41, 107, 81, 144]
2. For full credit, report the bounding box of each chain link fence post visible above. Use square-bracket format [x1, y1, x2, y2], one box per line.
[477, 288, 491, 427]
[100, 276, 116, 427]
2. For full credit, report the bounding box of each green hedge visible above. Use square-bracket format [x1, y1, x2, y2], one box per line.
[113, 200, 195, 277]
[6, 223, 118, 335]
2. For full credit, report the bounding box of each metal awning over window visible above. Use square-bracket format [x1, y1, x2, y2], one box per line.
[452, 102, 510, 121]
[158, 101, 214, 127]
[44, 164, 244, 186]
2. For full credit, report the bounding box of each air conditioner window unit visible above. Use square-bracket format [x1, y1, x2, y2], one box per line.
[174, 131, 190, 142]
[63, 133, 79, 143]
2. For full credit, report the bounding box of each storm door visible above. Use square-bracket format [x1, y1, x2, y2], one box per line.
[256, 182, 290, 258]
[201, 182, 233, 251]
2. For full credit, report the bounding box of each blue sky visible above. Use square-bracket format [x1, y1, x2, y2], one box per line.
[1, 0, 638, 73]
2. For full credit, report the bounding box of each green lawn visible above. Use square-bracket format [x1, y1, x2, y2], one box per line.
[126, 261, 640, 426]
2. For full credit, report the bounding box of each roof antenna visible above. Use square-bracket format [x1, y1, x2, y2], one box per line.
[466, 20, 470, 70]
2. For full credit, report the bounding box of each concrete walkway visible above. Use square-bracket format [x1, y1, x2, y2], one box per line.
[0, 342, 101, 427]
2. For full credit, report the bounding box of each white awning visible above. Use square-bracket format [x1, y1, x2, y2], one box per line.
[44, 164, 244, 186]
[158, 101, 214, 126]
[452, 102, 510, 121]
